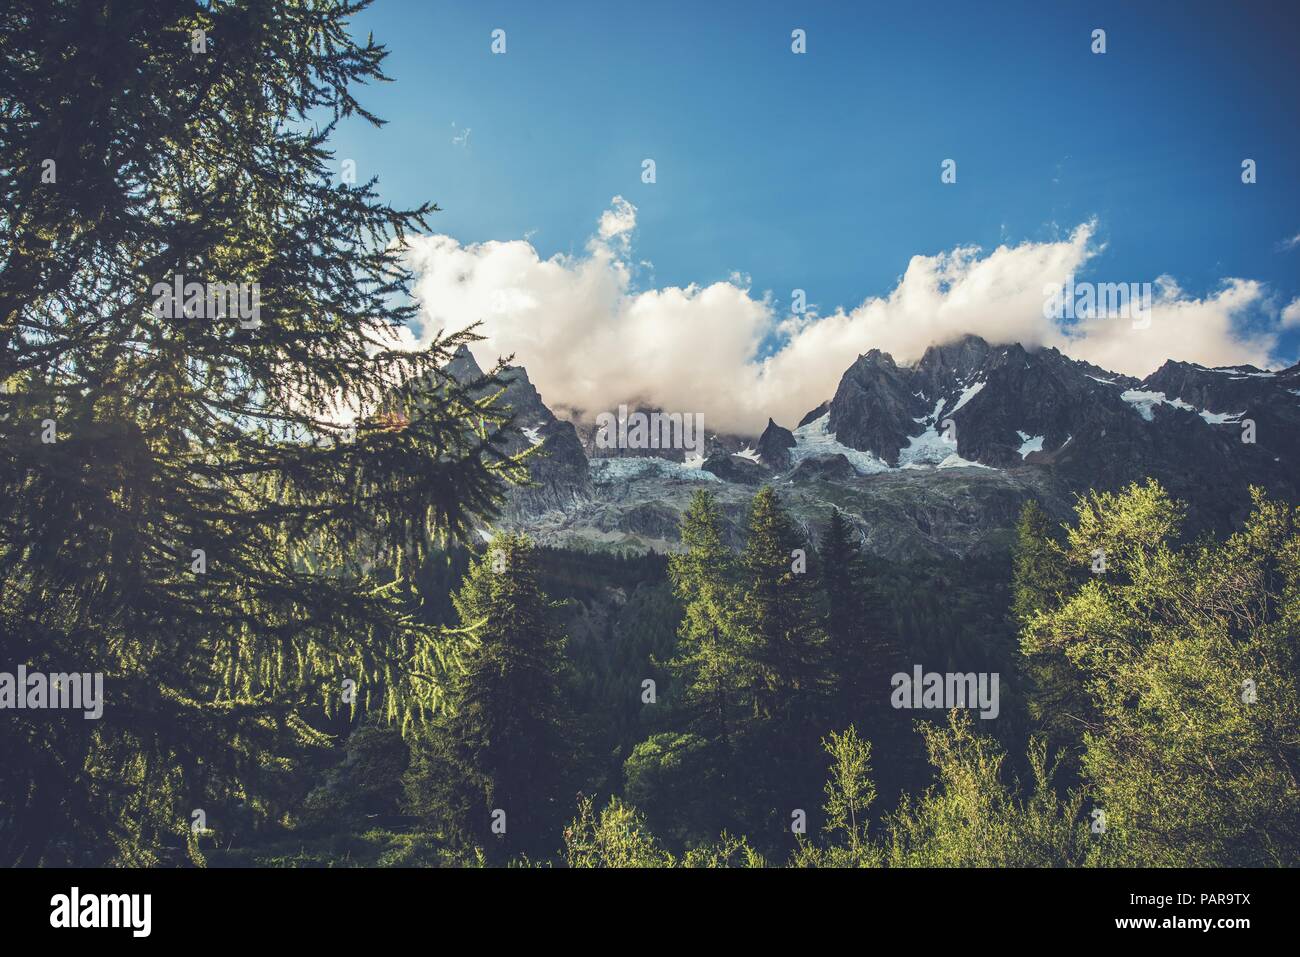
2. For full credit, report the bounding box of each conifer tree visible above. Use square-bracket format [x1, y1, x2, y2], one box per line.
[1011, 499, 1090, 763]
[738, 488, 826, 728]
[1011, 500, 1072, 621]
[622, 490, 745, 842]
[404, 533, 574, 861]
[819, 507, 895, 729]
[821, 507, 862, 655]
[663, 490, 743, 756]
[731, 488, 828, 839]
[0, 0, 525, 865]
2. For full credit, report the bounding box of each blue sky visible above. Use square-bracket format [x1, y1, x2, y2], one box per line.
[326, 0, 1300, 428]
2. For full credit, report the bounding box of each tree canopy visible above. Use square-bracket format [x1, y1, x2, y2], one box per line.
[0, 0, 524, 866]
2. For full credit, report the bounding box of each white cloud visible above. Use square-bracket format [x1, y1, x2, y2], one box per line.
[403, 198, 1290, 434]
[1060, 277, 1277, 373]
[596, 195, 636, 247]
[1282, 296, 1300, 328]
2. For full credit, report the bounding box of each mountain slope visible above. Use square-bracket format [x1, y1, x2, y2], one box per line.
[441, 345, 591, 517]
[440, 336, 1300, 560]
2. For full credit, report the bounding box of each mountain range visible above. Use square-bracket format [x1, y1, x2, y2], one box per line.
[443, 335, 1300, 561]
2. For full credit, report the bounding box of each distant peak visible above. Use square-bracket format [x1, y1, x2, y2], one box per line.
[853, 348, 898, 369]
[444, 343, 484, 381]
[920, 333, 992, 359]
[755, 416, 796, 467]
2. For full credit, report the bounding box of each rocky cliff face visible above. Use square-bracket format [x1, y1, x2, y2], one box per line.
[436, 336, 1300, 561]
[827, 348, 927, 462]
[809, 335, 1300, 531]
[441, 345, 591, 517]
[755, 418, 796, 469]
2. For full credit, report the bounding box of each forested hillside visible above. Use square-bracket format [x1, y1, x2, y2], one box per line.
[207, 481, 1299, 868]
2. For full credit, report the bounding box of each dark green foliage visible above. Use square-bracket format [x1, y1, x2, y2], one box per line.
[0, 0, 524, 866]
[1024, 482, 1300, 866]
[730, 488, 829, 848]
[403, 534, 575, 862]
[644, 490, 747, 837]
[817, 509, 897, 728]
[562, 574, 679, 795]
[816, 508, 916, 811]
[1011, 499, 1092, 769]
[412, 547, 475, 626]
[300, 723, 410, 830]
[820, 508, 867, 685]
[623, 731, 722, 847]
[738, 488, 827, 727]
[133, 480, 1300, 868]
[1011, 500, 1072, 621]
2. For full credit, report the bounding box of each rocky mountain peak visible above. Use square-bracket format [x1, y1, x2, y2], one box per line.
[755, 418, 796, 469]
[445, 343, 485, 383]
[856, 347, 900, 370]
[916, 333, 995, 380]
[432, 347, 591, 517]
[828, 347, 928, 461]
[426, 334, 1299, 565]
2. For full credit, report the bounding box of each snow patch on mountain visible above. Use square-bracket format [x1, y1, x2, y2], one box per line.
[790, 414, 890, 474]
[937, 454, 995, 470]
[1121, 389, 1194, 421]
[1121, 385, 1250, 427]
[898, 428, 994, 470]
[915, 396, 947, 423]
[898, 428, 955, 468]
[1016, 431, 1045, 458]
[1207, 367, 1275, 379]
[1199, 409, 1246, 425]
[950, 381, 985, 414]
[589, 456, 720, 484]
